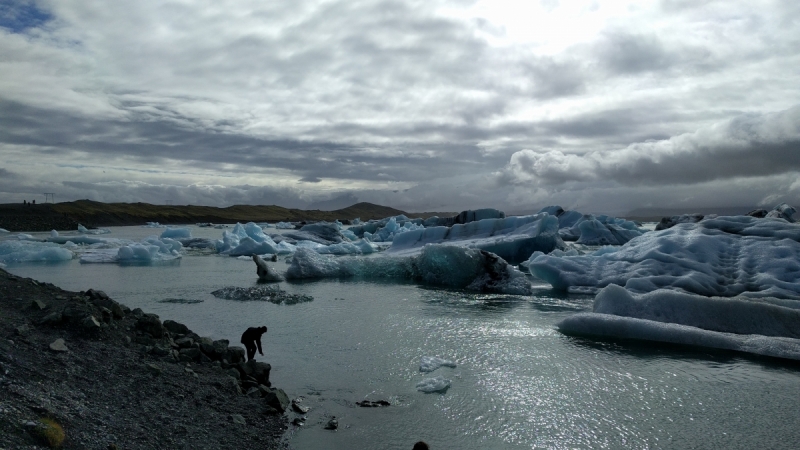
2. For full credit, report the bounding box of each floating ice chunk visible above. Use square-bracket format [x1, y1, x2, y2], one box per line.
[142, 222, 164, 228]
[341, 229, 358, 241]
[592, 284, 800, 337]
[50, 230, 58, 238]
[227, 237, 281, 257]
[160, 227, 191, 239]
[284, 222, 345, 245]
[216, 222, 291, 255]
[0, 228, 9, 233]
[558, 312, 800, 361]
[389, 213, 563, 264]
[275, 222, 295, 229]
[79, 237, 181, 264]
[0, 241, 74, 263]
[47, 235, 117, 246]
[529, 215, 800, 298]
[15, 233, 36, 241]
[419, 356, 457, 372]
[78, 224, 111, 234]
[285, 245, 531, 294]
[253, 254, 285, 282]
[416, 376, 451, 393]
[316, 239, 377, 255]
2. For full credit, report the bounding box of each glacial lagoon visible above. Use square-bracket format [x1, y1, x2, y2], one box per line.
[3, 223, 800, 449]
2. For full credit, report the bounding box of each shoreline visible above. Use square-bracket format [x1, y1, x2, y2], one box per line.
[0, 267, 289, 449]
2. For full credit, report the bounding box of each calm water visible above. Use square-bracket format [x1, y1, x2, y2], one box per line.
[4, 226, 800, 449]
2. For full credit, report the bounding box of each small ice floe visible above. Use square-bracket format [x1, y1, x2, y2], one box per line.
[0, 240, 74, 264]
[416, 376, 451, 393]
[0, 227, 9, 233]
[143, 222, 165, 228]
[419, 356, 456, 373]
[161, 227, 191, 239]
[78, 224, 111, 234]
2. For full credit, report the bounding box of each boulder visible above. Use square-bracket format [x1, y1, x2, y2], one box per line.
[263, 387, 290, 412]
[136, 314, 164, 338]
[174, 337, 194, 348]
[179, 348, 201, 361]
[240, 360, 271, 386]
[324, 416, 338, 430]
[81, 315, 101, 331]
[86, 290, 126, 319]
[224, 346, 245, 364]
[163, 319, 191, 335]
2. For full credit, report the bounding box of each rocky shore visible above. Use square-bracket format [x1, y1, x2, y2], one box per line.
[0, 268, 289, 449]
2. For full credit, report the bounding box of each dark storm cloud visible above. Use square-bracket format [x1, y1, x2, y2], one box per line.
[0, 100, 503, 185]
[501, 105, 800, 186]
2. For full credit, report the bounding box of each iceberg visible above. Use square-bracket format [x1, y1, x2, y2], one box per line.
[275, 222, 295, 229]
[253, 254, 285, 282]
[0, 240, 74, 263]
[79, 236, 182, 264]
[216, 222, 294, 256]
[416, 377, 451, 393]
[558, 284, 800, 360]
[0, 228, 9, 233]
[388, 213, 564, 264]
[78, 224, 111, 234]
[540, 206, 645, 245]
[284, 245, 532, 294]
[529, 215, 800, 299]
[282, 222, 345, 245]
[315, 239, 377, 255]
[160, 227, 191, 239]
[142, 222, 165, 228]
[419, 356, 457, 372]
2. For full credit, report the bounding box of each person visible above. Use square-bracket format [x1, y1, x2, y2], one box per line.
[240, 326, 268, 361]
[412, 442, 430, 450]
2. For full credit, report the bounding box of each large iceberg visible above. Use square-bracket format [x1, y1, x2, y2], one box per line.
[529, 215, 800, 299]
[284, 246, 532, 294]
[0, 240, 74, 264]
[388, 213, 564, 264]
[558, 284, 800, 360]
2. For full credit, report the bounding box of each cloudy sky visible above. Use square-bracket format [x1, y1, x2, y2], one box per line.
[1, 0, 798, 215]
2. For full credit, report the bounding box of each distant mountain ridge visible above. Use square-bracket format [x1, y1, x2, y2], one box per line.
[0, 200, 453, 231]
[624, 206, 756, 222]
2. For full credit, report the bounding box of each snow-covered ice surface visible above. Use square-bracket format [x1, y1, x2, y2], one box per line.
[537, 215, 800, 360]
[529, 216, 800, 298]
[419, 356, 456, 372]
[416, 376, 451, 393]
[388, 213, 564, 264]
[285, 245, 532, 294]
[538, 205, 646, 245]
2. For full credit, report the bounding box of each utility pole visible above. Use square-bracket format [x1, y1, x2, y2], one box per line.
[44, 193, 55, 203]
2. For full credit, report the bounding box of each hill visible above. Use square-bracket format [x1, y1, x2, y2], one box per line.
[0, 200, 442, 231]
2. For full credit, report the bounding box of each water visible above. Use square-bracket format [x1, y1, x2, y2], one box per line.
[4, 226, 800, 449]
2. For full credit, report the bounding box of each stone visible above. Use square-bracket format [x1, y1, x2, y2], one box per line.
[146, 363, 162, 376]
[136, 314, 164, 338]
[174, 337, 194, 348]
[212, 339, 229, 358]
[162, 319, 190, 335]
[15, 324, 30, 336]
[31, 299, 48, 310]
[324, 416, 338, 430]
[62, 303, 94, 323]
[82, 315, 102, 330]
[224, 346, 245, 364]
[263, 387, 290, 412]
[38, 311, 63, 326]
[49, 338, 68, 352]
[151, 345, 171, 357]
[229, 414, 246, 425]
[241, 360, 271, 386]
[246, 387, 261, 398]
[225, 368, 241, 380]
[292, 400, 309, 414]
[179, 348, 201, 361]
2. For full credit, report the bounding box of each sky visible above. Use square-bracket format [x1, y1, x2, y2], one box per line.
[1, 0, 798, 215]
